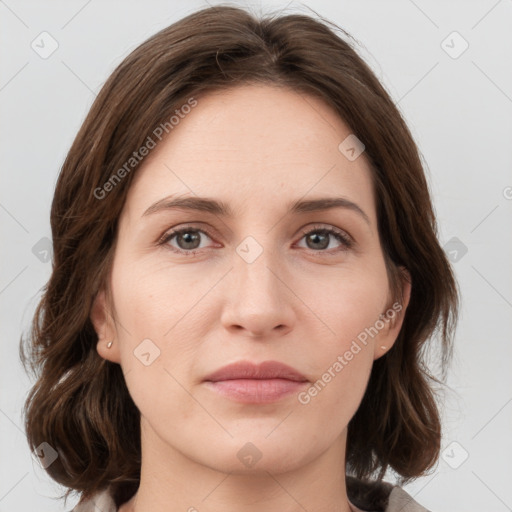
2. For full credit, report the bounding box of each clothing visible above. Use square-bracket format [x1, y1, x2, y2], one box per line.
[70, 477, 429, 512]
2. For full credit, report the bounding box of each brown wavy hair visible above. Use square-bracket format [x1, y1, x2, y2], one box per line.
[20, 4, 459, 508]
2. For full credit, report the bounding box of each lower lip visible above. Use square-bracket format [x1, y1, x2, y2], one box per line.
[204, 378, 308, 404]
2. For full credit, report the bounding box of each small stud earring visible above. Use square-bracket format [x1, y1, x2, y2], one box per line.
[380, 345, 387, 350]
[106, 341, 113, 349]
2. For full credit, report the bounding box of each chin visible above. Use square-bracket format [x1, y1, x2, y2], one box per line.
[193, 435, 315, 476]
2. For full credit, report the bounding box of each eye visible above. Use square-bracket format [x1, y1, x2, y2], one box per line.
[158, 224, 354, 257]
[159, 226, 215, 256]
[296, 225, 353, 254]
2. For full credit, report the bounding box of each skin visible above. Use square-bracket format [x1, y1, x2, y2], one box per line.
[91, 83, 411, 512]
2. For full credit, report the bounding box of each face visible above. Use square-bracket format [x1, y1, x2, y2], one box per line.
[91, 84, 410, 475]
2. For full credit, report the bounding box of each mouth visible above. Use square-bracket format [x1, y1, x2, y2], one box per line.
[203, 378, 308, 403]
[203, 360, 309, 404]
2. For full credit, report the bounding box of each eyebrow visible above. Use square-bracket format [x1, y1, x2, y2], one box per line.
[142, 195, 371, 226]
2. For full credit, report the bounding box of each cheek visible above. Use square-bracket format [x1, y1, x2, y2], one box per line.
[304, 262, 389, 348]
[110, 256, 185, 341]
[109, 257, 206, 413]
[295, 285, 379, 429]
[294, 263, 387, 405]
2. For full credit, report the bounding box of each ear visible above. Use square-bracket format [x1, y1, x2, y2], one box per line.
[90, 288, 121, 364]
[373, 267, 412, 360]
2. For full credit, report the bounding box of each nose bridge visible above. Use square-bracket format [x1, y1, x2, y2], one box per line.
[221, 233, 294, 335]
[234, 233, 284, 305]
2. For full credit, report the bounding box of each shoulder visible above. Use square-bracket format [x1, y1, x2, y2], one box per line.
[387, 486, 430, 511]
[69, 487, 117, 512]
[347, 476, 430, 512]
[69, 478, 429, 512]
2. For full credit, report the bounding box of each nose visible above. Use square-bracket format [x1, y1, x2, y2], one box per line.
[220, 245, 295, 338]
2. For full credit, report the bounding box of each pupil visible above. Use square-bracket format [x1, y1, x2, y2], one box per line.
[176, 231, 330, 251]
[308, 232, 328, 250]
[179, 232, 200, 249]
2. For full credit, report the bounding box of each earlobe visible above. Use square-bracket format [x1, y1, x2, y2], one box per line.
[90, 288, 121, 363]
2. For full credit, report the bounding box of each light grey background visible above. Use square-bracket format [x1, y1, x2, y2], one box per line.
[1, 1, 511, 511]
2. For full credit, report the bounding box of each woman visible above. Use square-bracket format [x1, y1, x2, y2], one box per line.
[20, 5, 459, 512]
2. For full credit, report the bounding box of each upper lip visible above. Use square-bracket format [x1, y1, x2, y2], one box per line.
[204, 360, 308, 382]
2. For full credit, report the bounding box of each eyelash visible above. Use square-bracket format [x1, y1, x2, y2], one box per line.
[158, 224, 354, 257]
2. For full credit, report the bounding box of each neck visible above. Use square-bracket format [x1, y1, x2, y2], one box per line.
[120, 418, 354, 512]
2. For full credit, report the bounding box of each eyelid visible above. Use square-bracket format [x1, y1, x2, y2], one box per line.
[158, 222, 355, 255]
[297, 224, 354, 251]
[157, 224, 217, 249]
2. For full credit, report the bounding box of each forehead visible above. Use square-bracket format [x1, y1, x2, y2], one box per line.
[122, 84, 376, 224]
